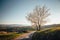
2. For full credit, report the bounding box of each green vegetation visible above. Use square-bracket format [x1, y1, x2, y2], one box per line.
[0, 32, 21, 40]
[31, 27, 60, 40]
[0, 25, 35, 40]
[0, 25, 35, 33]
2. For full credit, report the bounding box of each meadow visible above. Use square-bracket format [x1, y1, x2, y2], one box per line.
[0, 32, 21, 40]
[0, 25, 35, 40]
[31, 26, 60, 40]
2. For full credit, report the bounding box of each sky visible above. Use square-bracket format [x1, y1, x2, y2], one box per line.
[0, 0, 60, 25]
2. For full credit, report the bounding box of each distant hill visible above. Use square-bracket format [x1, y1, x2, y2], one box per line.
[0, 24, 60, 29]
[41, 24, 60, 29]
[0, 24, 31, 27]
[0, 24, 35, 32]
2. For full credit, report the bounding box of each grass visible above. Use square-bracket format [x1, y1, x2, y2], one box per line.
[38, 27, 60, 32]
[0, 32, 21, 40]
[31, 27, 60, 40]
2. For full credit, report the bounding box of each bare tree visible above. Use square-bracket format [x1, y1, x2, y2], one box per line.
[26, 5, 50, 31]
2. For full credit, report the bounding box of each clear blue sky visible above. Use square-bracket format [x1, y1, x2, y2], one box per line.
[0, 0, 60, 25]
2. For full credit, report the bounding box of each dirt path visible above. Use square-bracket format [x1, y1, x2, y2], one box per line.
[13, 31, 35, 40]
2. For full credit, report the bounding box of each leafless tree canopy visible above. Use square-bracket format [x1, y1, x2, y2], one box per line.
[26, 5, 50, 30]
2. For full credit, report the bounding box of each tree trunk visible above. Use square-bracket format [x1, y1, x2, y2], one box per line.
[36, 26, 38, 31]
[36, 25, 39, 31]
[36, 25, 41, 31]
[38, 25, 41, 31]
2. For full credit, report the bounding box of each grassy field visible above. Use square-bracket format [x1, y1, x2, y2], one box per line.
[0, 32, 21, 40]
[32, 27, 60, 40]
[0, 25, 35, 40]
